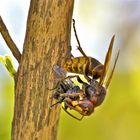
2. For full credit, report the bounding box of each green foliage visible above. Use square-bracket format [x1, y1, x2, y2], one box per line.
[0, 55, 16, 77]
[0, 75, 14, 140]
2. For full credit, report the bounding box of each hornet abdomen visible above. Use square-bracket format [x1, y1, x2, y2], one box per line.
[64, 56, 104, 79]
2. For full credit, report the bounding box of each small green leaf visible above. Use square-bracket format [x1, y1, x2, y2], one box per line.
[0, 55, 16, 77]
[0, 55, 5, 64]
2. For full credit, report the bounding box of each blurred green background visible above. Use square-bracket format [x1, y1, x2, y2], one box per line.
[1, 0, 140, 140]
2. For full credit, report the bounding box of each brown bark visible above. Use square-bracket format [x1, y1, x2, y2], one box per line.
[12, 0, 74, 140]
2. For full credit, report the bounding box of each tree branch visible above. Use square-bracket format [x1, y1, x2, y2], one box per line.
[0, 16, 21, 63]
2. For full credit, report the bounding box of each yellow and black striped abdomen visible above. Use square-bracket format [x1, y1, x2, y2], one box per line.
[64, 56, 103, 78]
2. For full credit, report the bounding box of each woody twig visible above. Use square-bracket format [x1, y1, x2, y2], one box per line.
[0, 16, 21, 63]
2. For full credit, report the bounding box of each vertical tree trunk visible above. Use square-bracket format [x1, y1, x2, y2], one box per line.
[12, 0, 74, 140]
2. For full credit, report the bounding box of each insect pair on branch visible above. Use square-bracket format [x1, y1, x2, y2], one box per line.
[50, 19, 120, 120]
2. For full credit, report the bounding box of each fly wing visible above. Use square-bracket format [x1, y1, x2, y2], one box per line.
[53, 64, 67, 79]
[104, 49, 120, 89]
[99, 35, 115, 86]
[53, 64, 74, 87]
